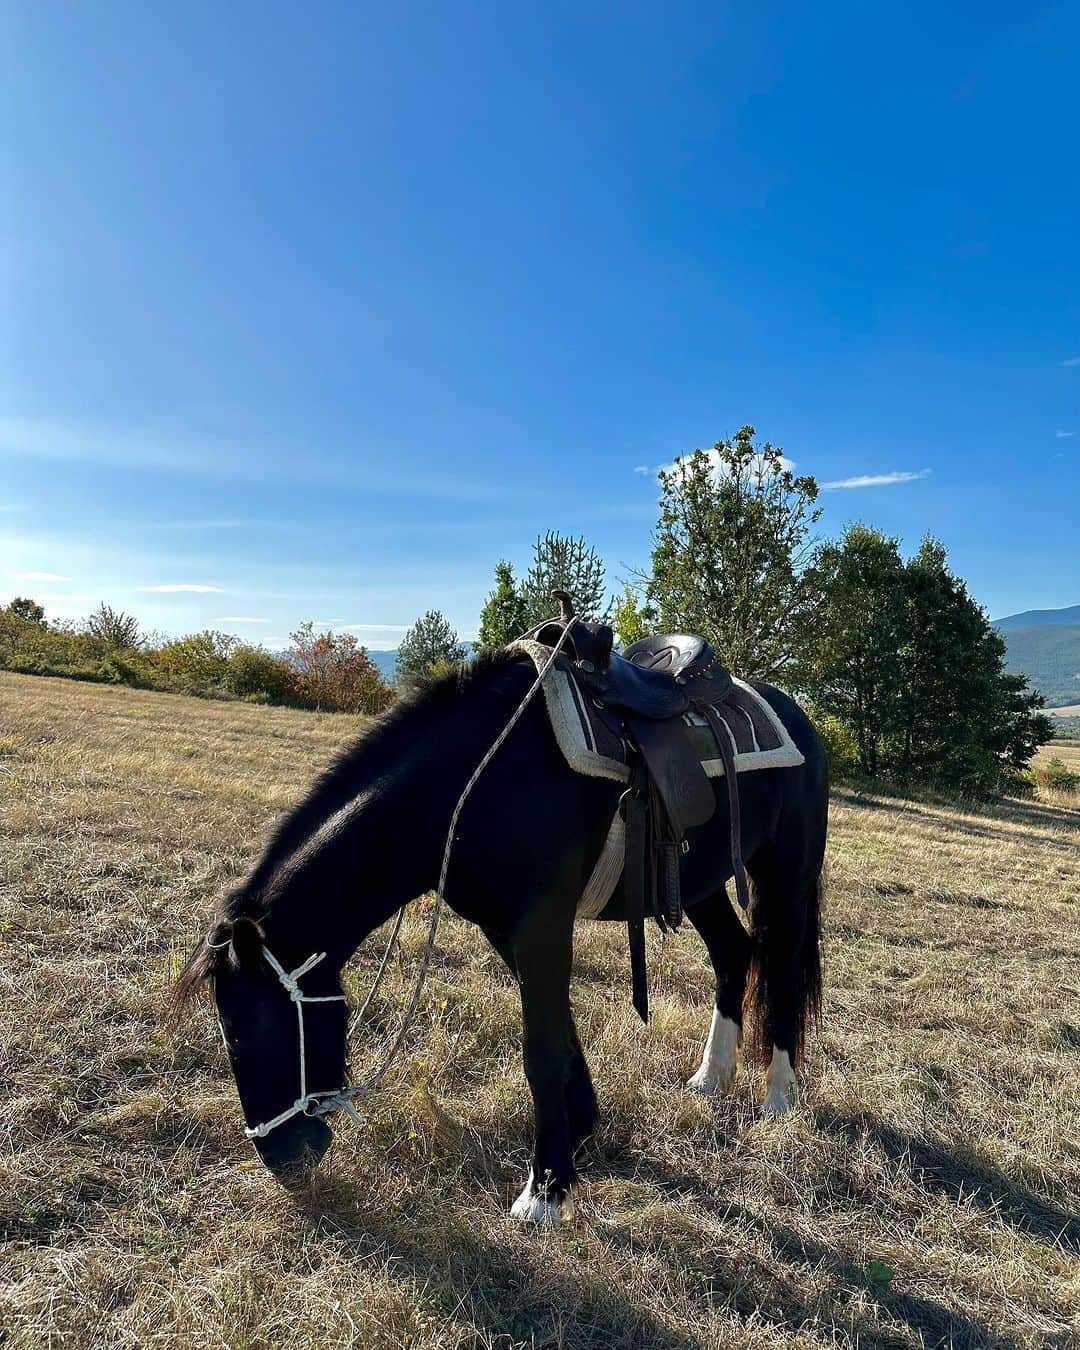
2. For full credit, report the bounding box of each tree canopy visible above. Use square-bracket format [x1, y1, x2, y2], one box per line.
[396, 610, 468, 688]
[519, 532, 609, 627]
[648, 426, 823, 681]
[477, 561, 528, 649]
[806, 526, 1053, 793]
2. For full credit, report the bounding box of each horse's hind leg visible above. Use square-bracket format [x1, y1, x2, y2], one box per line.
[685, 891, 752, 1094]
[744, 858, 823, 1117]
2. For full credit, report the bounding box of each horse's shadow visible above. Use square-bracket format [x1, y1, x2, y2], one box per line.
[817, 1110, 1080, 1254]
[295, 1170, 700, 1350]
[287, 1100, 1073, 1348]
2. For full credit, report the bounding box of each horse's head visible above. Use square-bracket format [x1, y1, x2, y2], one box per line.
[174, 915, 348, 1184]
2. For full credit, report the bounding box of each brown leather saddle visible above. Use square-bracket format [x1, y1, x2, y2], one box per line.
[525, 592, 749, 1022]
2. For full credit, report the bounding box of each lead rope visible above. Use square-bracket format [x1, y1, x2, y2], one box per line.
[243, 617, 578, 1139]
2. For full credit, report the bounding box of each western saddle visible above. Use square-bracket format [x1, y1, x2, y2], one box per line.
[524, 592, 748, 1022]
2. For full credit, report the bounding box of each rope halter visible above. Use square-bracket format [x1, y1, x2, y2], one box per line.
[242, 945, 362, 1140]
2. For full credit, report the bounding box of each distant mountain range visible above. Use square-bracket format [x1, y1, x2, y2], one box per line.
[993, 604, 1080, 708]
[367, 649, 398, 680]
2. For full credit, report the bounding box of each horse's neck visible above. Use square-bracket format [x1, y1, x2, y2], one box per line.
[258, 693, 514, 968]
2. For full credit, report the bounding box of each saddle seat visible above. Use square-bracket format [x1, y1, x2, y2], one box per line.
[623, 633, 715, 679]
[600, 633, 728, 719]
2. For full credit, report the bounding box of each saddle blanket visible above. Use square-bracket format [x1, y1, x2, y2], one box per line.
[510, 640, 805, 918]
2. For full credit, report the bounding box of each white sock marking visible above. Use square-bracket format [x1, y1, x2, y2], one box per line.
[762, 1046, 796, 1116]
[510, 1172, 574, 1227]
[687, 1010, 739, 1095]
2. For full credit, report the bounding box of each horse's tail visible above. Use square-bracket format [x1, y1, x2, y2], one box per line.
[742, 867, 823, 1069]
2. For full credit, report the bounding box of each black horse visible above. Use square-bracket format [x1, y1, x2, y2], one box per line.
[175, 649, 827, 1225]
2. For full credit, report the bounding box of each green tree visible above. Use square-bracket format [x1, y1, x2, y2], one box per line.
[612, 583, 653, 649]
[808, 529, 1054, 793]
[477, 561, 528, 648]
[809, 525, 907, 777]
[648, 426, 822, 680]
[6, 597, 46, 625]
[86, 603, 142, 650]
[519, 532, 609, 627]
[396, 610, 468, 689]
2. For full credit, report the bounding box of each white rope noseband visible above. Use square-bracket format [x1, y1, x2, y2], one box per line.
[237, 616, 576, 1142]
[242, 947, 359, 1140]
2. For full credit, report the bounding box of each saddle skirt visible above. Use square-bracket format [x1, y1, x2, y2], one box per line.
[509, 638, 805, 919]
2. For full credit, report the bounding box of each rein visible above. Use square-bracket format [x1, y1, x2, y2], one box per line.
[234, 616, 576, 1141]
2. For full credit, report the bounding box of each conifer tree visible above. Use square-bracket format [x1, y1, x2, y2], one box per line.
[477, 561, 527, 648]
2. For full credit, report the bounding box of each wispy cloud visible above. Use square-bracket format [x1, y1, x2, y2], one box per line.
[1062, 356, 1080, 367]
[220, 616, 266, 624]
[140, 583, 224, 593]
[312, 621, 411, 633]
[633, 464, 650, 475]
[659, 449, 797, 482]
[4, 569, 71, 582]
[821, 469, 930, 491]
[0, 414, 543, 505]
[1055, 430, 1074, 439]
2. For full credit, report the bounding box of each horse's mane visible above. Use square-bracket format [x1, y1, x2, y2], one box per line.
[171, 649, 526, 1014]
[233, 648, 522, 912]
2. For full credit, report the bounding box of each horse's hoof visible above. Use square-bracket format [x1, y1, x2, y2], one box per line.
[761, 1047, 796, 1117]
[761, 1087, 794, 1117]
[687, 1062, 735, 1095]
[687, 1012, 739, 1094]
[510, 1176, 574, 1227]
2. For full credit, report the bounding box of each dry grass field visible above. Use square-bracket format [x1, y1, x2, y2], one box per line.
[1, 671, 1078, 1349]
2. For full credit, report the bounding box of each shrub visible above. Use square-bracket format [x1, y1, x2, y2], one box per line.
[153, 631, 237, 695]
[810, 710, 860, 779]
[226, 645, 298, 703]
[287, 623, 393, 714]
[1039, 756, 1080, 793]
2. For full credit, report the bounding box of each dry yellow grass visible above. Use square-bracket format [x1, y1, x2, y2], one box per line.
[1, 671, 1078, 1349]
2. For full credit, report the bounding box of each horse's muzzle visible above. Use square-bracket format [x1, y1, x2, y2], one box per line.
[253, 1115, 333, 1186]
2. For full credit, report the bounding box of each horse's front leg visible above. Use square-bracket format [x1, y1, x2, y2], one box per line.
[508, 910, 577, 1227]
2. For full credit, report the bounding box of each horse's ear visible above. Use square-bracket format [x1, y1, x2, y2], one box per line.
[228, 915, 265, 967]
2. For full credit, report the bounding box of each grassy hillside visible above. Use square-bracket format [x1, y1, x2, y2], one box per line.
[1, 673, 1078, 1348]
[999, 623, 1080, 707]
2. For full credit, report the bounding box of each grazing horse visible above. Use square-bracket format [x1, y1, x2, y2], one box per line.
[174, 650, 827, 1225]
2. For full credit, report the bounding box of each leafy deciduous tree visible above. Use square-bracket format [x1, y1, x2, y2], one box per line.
[648, 426, 822, 681]
[6, 597, 46, 625]
[612, 583, 653, 649]
[287, 623, 393, 714]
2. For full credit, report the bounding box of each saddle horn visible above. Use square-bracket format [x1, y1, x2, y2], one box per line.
[551, 589, 576, 624]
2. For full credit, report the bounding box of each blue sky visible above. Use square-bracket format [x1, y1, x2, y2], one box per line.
[3, 2, 1077, 647]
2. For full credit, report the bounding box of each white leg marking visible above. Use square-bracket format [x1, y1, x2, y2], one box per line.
[687, 1010, 740, 1095]
[510, 1172, 574, 1227]
[762, 1047, 796, 1117]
